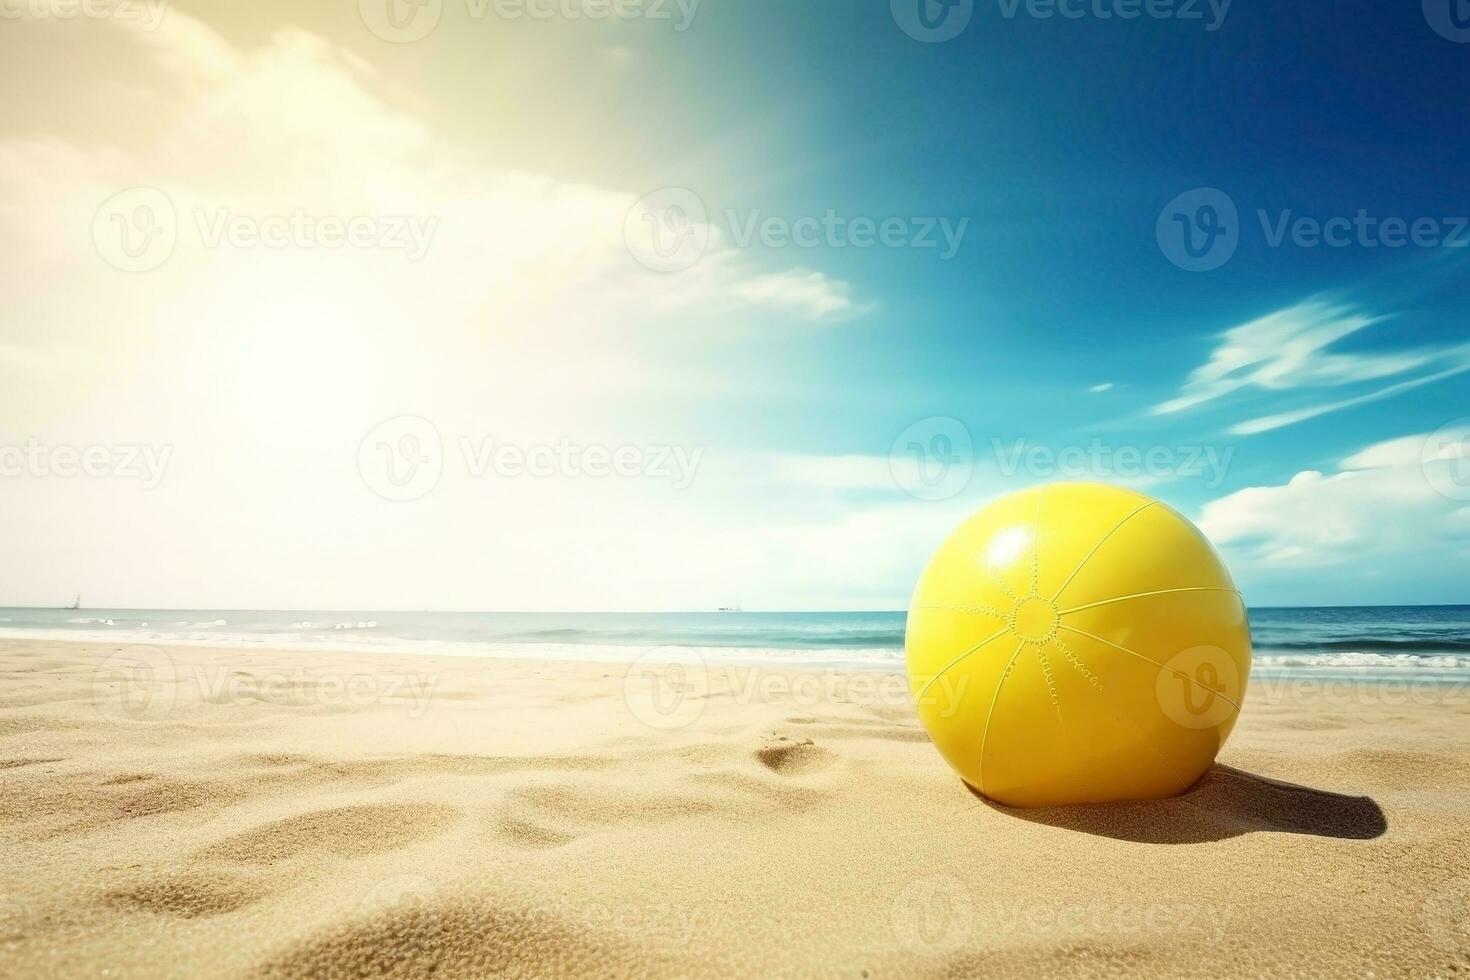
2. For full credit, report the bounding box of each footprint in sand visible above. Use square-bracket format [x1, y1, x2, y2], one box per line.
[755, 738, 837, 777]
[5, 773, 237, 841]
[489, 776, 733, 851]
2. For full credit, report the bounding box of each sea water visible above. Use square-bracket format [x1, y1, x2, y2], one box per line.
[0, 605, 1467, 682]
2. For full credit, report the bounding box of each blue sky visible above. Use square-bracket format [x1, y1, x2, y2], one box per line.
[597, 0, 1470, 605]
[0, 1, 1467, 609]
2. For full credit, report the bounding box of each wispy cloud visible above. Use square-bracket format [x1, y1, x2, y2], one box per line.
[731, 269, 873, 323]
[1232, 360, 1470, 435]
[1156, 298, 1470, 434]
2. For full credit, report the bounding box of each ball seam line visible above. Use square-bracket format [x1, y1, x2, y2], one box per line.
[1049, 499, 1158, 605]
[1056, 623, 1245, 713]
[1057, 587, 1243, 617]
[913, 625, 1011, 702]
[975, 637, 1028, 799]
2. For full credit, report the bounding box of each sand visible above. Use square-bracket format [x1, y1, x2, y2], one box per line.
[1, 639, 1468, 979]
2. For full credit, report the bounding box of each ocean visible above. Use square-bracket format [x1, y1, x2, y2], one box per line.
[0, 605, 1467, 681]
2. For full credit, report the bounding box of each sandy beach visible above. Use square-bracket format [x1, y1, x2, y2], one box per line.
[1, 639, 1468, 979]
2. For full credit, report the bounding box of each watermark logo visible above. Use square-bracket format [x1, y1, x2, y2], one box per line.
[1424, 0, 1470, 43]
[624, 187, 711, 273]
[1156, 645, 1240, 729]
[621, 648, 709, 730]
[890, 417, 974, 501]
[92, 187, 178, 273]
[892, 0, 974, 43]
[1159, 188, 1470, 270]
[92, 191, 438, 271]
[624, 188, 969, 272]
[1420, 419, 1470, 502]
[890, 874, 974, 953]
[1157, 187, 1238, 272]
[92, 646, 180, 725]
[359, 0, 443, 42]
[357, 417, 704, 501]
[358, 416, 445, 503]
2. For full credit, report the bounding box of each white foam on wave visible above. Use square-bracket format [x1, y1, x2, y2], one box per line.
[1, 621, 1465, 678]
[1255, 651, 1470, 671]
[0, 625, 905, 670]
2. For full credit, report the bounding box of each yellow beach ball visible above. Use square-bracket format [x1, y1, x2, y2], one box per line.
[905, 483, 1251, 807]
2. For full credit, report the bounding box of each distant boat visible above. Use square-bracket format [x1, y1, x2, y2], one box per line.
[717, 605, 743, 612]
[69, 594, 81, 610]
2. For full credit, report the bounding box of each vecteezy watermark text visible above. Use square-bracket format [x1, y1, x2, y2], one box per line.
[91, 646, 440, 725]
[887, 417, 1235, 501]
[357, 0, 700, 44]
[889, 874, 1236, 955]
[0, 0, 168, 29]
[358, 416, 703, 502]
[0, 439, 172, 489]
[725, 210, 968, 260]
[1158, 187, 1470, 272]
[993, 438, 1233, 489]
[624, 188, 969, 273]
[92, 187, 438, 272]
[622, 649, 922, 730]
[995, 0, 1230, 29]
[891, 0, 1230, 44]
[193, 209, 437, 260]
[459, 437, 700, 487]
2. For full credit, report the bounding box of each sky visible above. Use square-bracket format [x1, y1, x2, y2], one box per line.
[0, 0, 1468, 610]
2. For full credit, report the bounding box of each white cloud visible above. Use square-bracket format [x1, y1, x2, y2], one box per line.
[1157, 298, 1470, 435]
[1198, 428, 1470, 590]
[0, 14, 869, 328]
[1231, 361, 1470, 435]
[1088, 382, 1114, 393]
[730, 269, 872, 322]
